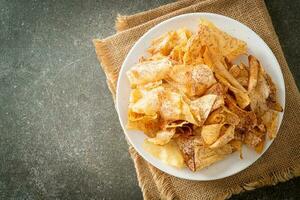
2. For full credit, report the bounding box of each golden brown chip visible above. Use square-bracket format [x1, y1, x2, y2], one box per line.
[127, 113, 160, 138]
[205, 83, 226, 110]
[210, 125, 235, 149]
[198, 19, 247, 62]
[261, 110, 279, 139]
[175, 136, 196, 171]
[225, 95, 257, 132]
[215, 73, 250, 109]
[147, 129, 176, 145]
[248, 56, 283, 116]
[168, 64, 216, 97]
[213, 60, 247, 93]
[129, 86, 164, 116]
[205, 106, 240, 126]
[170, 45, 185, 63]
[190, 94, 217, 124]
[143, 140, 185, 168]
[127, 58, 172, 87]
[148, 31, 177, 56]
[159, 90, 182, 121]
[264, 73, 283, 112]
[183, 33, 205, 65]
[194, 143, 232, 171]
[244, 131, 262, 147]
[201, 124, 224, 145]
[248, 55, 259, 92]
[229, 63, 249, 88]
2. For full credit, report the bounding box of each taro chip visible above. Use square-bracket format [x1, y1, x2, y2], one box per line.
[190, 94, 217, 124]
[147, 129, 176, 145]
[229, 63, 249, 87]
[244, 131, 262, 147]
[215, 73, 250, 109]
[194, 143, 232, 171]
[201, 124, 224, 145]
[168, 64, 216, 97]
[198, 19, 247, 62]
[143, 140, 185, 168]
[129, 86, 164, 116]
[126, 58, 172, 87]
[205, 83, 226, 110]
[160, 90, 182, 121]
[210, 125, 235, 149]
[261, 110, 279, 139]
[175, 136, 196, 171]
[183, 33, 205, 65]
[127, 112, 160, 138]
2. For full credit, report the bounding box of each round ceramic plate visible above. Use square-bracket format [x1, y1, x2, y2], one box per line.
[116, 13, 285, 180]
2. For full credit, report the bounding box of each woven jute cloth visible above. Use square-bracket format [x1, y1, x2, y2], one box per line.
[94, 0, 300, 199]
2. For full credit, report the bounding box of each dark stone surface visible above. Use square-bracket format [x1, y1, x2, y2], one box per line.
[0, 0, 299, 199]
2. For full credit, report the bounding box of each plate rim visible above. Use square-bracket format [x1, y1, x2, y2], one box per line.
[115, 12, 285, 181]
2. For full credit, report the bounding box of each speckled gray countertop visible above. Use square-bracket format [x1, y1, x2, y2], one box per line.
[0, 0, 299, 199]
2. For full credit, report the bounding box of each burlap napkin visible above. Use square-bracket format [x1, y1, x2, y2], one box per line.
[94, 0, 300, 199]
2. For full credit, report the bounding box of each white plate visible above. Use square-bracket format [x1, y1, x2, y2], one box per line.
[116, 13, 285, 180]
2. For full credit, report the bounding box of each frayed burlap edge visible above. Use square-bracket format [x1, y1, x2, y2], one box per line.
[93, 39, 116, 100]
[115, 0, 198, 32]
[220, 165, 300, 199]
[115, 15, 129, 33]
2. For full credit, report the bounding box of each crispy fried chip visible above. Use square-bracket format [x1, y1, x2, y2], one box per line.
[127, 112, 160, 138]
[129, 86, 163, 116]
[229, 63, 249, 87]
[210, 125, 235, 149]
[248, 55, 282, 116]
[225, 95, 257, 132]
[143, 140, 185, 168]
[175, 136, 196, 171]
[168, 64, 216, 97]
[213, 60, 247, 93]
[190, 94, 217, 124]
[198, 19, 247, 62]
[216, 73, 250, 109]
[194, 141, 232, 171]
[205, 83, 225, 110]
[159, 90, 182, 121]
[127, 58, 172, 87]
[244, 131, 262, 147]
[248, 55, 259, 92]
[183, 33, 205, 65]
[147, 129, 176, 145]
[206, 106, 240, 126]
[201, 124, 224, 145]
[261, 110, 279, 139]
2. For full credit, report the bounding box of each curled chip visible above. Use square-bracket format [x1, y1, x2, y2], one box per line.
[126, 19, 282, 172]
[168, 64, 216, 97]
[127, 58, 172, 87]
[210, 125, 235, 149]
[198, 19, 247, 62]
[201, 124, 224, 145]
[147, 129, 176, 145]
[190, 94, 217, 124]
[143, 140, 185, 168]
